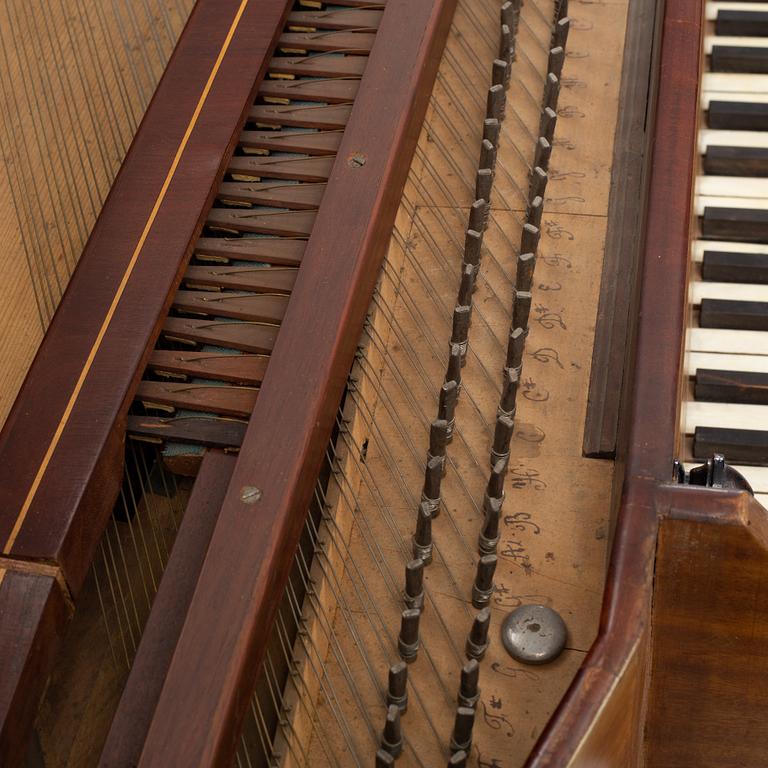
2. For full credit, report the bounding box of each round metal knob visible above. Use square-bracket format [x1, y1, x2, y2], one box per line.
[501, 605, 566, 665]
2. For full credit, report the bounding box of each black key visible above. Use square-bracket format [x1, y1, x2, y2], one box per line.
[702, 207, 768, 243]
[700, 298, 768, 331]
[709, 101, 768, 132]
[716, 10, 768, 37]
[711, 45, 768, 74]
[695, 368, 768, 405]
[704, 146, 768, 177]
[694, 426, 768, 465]
[702, 250, 768, 284]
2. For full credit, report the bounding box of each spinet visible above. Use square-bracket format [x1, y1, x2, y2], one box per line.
[2, 0, 768, 767]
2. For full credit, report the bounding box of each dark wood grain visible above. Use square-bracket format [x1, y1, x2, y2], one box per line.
[708, 100, 768, 131]
[695, 368, 768, 405]
[98, 452, 235, 768]
[646, 491, 768, 767]
[693, 426, 768, 464]
[703, 145, 768, 177]
[0, 0, 293, 595]
[0, 568, 68, 768]
[137, 1, 457, 764]
[583, 0, 663, 458]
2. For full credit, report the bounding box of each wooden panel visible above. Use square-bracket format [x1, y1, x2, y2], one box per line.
[99, 451, 235, 768]
[0, 567, 68, 768]
[0, 0, 293, 594]
[137, 1, 457, 764]
[646, 491, 768, 767]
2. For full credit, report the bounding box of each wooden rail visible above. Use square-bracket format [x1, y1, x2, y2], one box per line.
[0, 0, 292, 594]
[526, 0, 704, 763]
[135, 1, 457, 764]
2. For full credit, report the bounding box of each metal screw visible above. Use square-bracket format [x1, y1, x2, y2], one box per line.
[348, 152, 367, 168]
[240, 486, 262, 503]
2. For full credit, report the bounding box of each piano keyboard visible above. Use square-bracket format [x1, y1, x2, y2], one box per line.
[685, 0, 768, 500]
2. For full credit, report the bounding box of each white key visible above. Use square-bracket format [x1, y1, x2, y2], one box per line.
[705, 35, 768, 53]
[704, 72, 768, 94]
[683, 463, 768, 492]
[706, 2, 768, 18]
[696, 195, 768, 213]
[684, 402, 768, 433]
[739, 466, 768, 493]
[696, 176, 768, 198]
[688, 327, 768, 354]
[693, 240, 768, 261]
[756, 493, 768, 508]
[702, 91, 768, 106]
[699, 129, 768, 151]
[685, 351, 768, 375]
[691, 281, 768, 303]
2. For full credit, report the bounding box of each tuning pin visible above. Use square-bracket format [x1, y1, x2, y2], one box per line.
[479, 493, 503, 555]
[499, 368, 519, 419]
[513, 290, 532, 332]
[448, 751, 468, 768]
[533, 136, 552, 173]
[488, 457, 508, 500]
[445, 342, 463, 387]
[483, 117, 500, 147]
[404, 558, 425, 610]
[438, 380, 459, 441]
[381, 704, 403, 757]
[449, 706, 476, 754]
[458, 658, 480, 708]
[458, 263, 478, 307]
[552, 16, 570, 50]
[412, 501, 434, 564]
[376, 748, 395, 767]
[451, 305, 472, 365]
[468, 198, 487, 233]
[539, 106, 557, 144]
[529, 165, 548, 201]
[475, 168, 493, 207]
[421, 457, 442, 517]
[486, 83, 506, 122]
[491, 413, 515, 467]
[527, 195, 544, 231]
[548, 46, 565, 80]
[466, 608, 491, 660]
[544, 72, 561, 111]
[387, 661, 409, 713]
[464, 229, 482, 268]
[505, 326, 526, 375]
[516, 251, 536, 293]
[498, 23, 512, 64]
[520, 223, 540, 256]
[479, 138, 497, 174]
[492, 58, 509, 94]
[398, 608, 422, 662]
[428, 419, 449, 463]
[556, 0, 569, 22]
[472, 554, 498, 608]
[500, 0, 513, 28]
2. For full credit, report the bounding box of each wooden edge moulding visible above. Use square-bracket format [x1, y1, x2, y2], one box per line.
[135, 1, 457, 765]
[0, 0, 458, 765]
